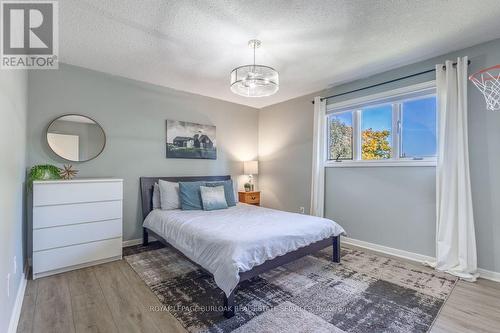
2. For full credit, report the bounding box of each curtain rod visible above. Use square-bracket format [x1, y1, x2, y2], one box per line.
[312, 60, 471, 104]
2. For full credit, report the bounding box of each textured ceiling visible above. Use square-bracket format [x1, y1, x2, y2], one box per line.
[60, 0, 500, 108]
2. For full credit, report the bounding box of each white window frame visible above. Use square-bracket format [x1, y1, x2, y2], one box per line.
[325, 81, 437, 167]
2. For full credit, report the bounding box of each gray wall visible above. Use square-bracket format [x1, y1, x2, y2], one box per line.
[325, 167, 436, 257]
[0, 70, 27, 331]
[258, 93, 315, 214]
[27, 64, 259, 241]
[259, 37, 500, 272]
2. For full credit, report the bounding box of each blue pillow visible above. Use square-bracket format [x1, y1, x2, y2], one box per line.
[205, 180, 236, 206]
[179, 181, 206, 210]
[200, 185, 228, 211]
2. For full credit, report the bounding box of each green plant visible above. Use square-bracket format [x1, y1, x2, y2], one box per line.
[27, 164, 61, 189]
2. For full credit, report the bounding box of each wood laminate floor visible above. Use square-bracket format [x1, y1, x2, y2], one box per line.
[17, 258, 500, 333]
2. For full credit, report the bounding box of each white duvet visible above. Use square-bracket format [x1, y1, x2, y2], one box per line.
[143, 203, 345, 296]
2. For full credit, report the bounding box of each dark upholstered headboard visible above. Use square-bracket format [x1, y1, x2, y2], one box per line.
[139, 175, 231, 220]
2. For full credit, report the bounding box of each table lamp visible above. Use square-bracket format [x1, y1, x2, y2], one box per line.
[243, 160, 258, 191]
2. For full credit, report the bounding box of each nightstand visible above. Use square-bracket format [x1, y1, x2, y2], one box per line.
[238, 191, 260, 206]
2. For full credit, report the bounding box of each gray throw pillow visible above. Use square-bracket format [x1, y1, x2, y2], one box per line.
[200, 185, 228, 211]
[152, 183, 161, 209]
[158, 180, 181, 210]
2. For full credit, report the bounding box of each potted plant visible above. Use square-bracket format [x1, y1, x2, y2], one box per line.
[27, 164, 61, 189]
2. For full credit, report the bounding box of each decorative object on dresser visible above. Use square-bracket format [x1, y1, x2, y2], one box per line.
[59, 164, 78, 179]
[166, 120, 217, 159]
[243, 160, 258, 191]
[46, 114, 106, 162]
[238, 191, 260, 206]
[31, 178, 123, 279]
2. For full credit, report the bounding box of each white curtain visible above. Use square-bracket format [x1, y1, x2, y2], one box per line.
[434, 56, 478, 281]
[310, 96, 326, 217]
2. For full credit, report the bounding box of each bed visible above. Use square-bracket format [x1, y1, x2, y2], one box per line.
[140, 176, 345, 318]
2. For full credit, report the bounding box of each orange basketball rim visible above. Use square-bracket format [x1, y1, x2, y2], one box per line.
[469, 64, 500, 111]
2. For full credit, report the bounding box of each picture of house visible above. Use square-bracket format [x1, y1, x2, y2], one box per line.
[173, 136, 194, 148]
[166, 120, 216, 159]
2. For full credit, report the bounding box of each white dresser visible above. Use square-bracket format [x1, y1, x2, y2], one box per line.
[32, 178, 123, 279]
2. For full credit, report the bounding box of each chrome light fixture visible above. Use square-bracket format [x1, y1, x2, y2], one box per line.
[230, 39, 279, 97]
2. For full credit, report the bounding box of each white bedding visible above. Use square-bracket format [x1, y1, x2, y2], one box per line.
[143, 203, 345, 296]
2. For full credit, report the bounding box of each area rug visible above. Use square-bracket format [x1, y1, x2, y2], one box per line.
[124, 242, 457, 333]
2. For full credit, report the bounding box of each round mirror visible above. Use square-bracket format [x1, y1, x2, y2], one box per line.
[46, 114, 106, 162]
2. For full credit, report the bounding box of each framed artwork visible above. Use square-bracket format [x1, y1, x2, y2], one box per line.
[166, 120, 217, 159]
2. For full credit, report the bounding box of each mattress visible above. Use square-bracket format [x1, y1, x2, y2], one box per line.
[143, 203, 345, 296]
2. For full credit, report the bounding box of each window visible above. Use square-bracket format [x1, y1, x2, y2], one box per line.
[326, 82, 437, 166]
[400, 97, 437, 158]
[328, 111, 353, 160]
[361, 104, 392, 160]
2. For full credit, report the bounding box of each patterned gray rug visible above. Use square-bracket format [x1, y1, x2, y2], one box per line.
[124, 242, 457, 333]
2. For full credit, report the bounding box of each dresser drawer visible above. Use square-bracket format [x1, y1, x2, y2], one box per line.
[33, 219, 122, 251]
[33, 200, 122, 229]
[33, 181, 122, 206]
[33, 238, 122, 275]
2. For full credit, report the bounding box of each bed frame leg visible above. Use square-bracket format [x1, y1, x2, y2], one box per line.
[143, 228, 149, 246]
[223, 290, 235, 318]
[333, 236, 341, 263]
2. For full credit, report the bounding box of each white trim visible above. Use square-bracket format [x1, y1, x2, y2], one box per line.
[392, 103, 401, 159]
[342, 236, 435, 263]
[325, 159, 437, 167]
[342, 236, 500, 282]
[122, 236, 156, 247]
[326, 80, 436, 112]
[477, 268, 500, 283]
[353, 110, 361, 160]
[8, 266, 28, 333]
[122, 238, 142, 247]
[325, 81, 437, 167]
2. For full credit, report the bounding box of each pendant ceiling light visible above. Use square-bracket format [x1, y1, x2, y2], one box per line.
[230, 39, 279, 97]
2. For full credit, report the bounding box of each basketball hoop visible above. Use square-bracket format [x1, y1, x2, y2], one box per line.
[469, 64, 500, 111]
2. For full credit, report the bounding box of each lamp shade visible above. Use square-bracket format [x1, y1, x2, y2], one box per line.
[230, 65, 279, 97]
[243, 160, 259, 175]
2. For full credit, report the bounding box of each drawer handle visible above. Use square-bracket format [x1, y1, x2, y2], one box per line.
[250, 196, 256, 200]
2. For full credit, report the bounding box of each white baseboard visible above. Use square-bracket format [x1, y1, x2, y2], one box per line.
[8, 269, 28, 333]
[342, 236, 435, 263]
[122, 236, 156, 247]
[478, 268, 500, 283]
[342, 236, 500, 283]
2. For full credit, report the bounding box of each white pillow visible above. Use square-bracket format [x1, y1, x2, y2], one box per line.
[233, 178, 239, 203]
[158, 179, 181, 210]
[152, 183, 161, 209]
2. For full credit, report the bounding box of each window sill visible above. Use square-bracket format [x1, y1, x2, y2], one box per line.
[325, 159, 436, 168]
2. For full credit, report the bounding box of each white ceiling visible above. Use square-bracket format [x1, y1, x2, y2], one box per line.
[60, 0, 500, 109]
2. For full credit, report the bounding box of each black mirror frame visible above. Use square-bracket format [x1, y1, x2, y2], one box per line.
[46, 114, 106, 163]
